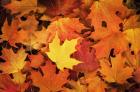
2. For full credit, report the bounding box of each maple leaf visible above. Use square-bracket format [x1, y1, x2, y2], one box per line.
[124, 28, 140, 54]
[64, 80, 87, 92]
[84, 71, 106, 92]
[0, 74, 19, 92]
[22, 27, 49, 49]
[92, 32, 128, 59]
[4, 0, 37, 14]
[46, 33, 81, 70]
[0, 48, 27, 74]
[12, 71, 26, 84]
[123, 15, 140, 30]
[40, 0, 81, 16]
[0, 16, 48, 49]
[99, 54, 133, 84]
[18, 15, 38, 31]
[73, 39, 99, 73]
[28, 53, 44, 68]
[31, 60, 69, 92]
[0, 19, 28, 47]
[87, 0, 128, 40]
[46, 18, 85, 42]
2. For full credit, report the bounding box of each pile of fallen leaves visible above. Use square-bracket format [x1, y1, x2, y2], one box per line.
[0, 0, 140, 92]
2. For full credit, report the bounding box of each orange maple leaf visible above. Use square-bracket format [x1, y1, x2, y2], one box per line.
[87, 0, 128, 40]
[46, 18, 85, 42]
[31, 60, 69, 92]
[99, 54, 133, 84]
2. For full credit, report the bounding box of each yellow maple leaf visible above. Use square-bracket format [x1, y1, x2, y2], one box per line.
[12, 71, 26, 84]
[0, 48, 27, 74]
[124, 28, 140, 54]
[46, 33, 81, 70]
[99, 54, 133, 84]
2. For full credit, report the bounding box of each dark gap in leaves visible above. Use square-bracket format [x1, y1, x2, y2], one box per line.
[26, 49, 39, 55]
[80, 18, 91, 28]
[119, 23, 124, 32]
[37, 20, 51, 30]
[15, 43, 22, 49]
[25, 85, 40, 92]
[2, 41, 11, 49]
[25, 78, 32, 83]
[129, 43, 132, 48]
[6, 9, 13, 26]
[131, 51, 135, 55]
[0, 6, 6, 26]
[63, 83, 74, 89]
[115, 11, 122, 18]
[51, 61, 56, 65]
[96, 71, 103, 79]
[28, 10, 34, 16]
[87, 38, 94, 42]
[81, 29, 92, 37]
[90, 26, 95, 32]
[110, 48, 116, 57]
[125, 89, 129, 92]
[89, 47, 93, 52]
[68, 70, 78, 81]
[37, 20, 43, 31]
[20, 16, 27, 21]
[43, 21, 51, 29]
[0, 57, 6, 62]
[0, 29, 2, 35]
[128, 83, 140, 92]
[134, 0, 140, 9]
[81, 29, 91, 34]
[127, 77, 136, 83]
[123, 0, 127, 3]
[38, 67, 44, 76]
[23, 45, 27, 49]
[102, 21, 107, 28]
[17, 27, 22, 31]
[0, 70, 3, 73]
[25, 74, 32, 83]
[109, 82, 121, 88]
[0, 45, 2, 56]
[12, 12, 21, 17]
[41, 61, 46, 66]
[41, 44, 46, 48]
[0, 0, 11, 5]
[35, 12, 43, 20]
[58, 14, 65, 17]
[124, 0, 140, 9]
[25, 56, 30, 61]
[38, 20, 43, 25]
[12, 47, 19, 53]
[56, 67, 60, 74]
[32, 67, 39, 71]
[136, 10, 140, 15]
[31, 49, 39, 55]
[0, 51, 2, 56]
[134, 83, 140, 88]
[38, 0, 57, 8]
[9, 73, 14, 79]
[78, 72, 85, 78]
